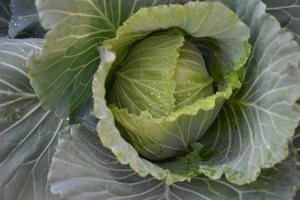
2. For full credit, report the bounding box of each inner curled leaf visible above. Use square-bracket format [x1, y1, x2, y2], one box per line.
[108, 30, 214, 118]
[175, 42, 213, 109]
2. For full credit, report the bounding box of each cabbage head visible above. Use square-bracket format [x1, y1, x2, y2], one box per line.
[1, 0, 300, 199]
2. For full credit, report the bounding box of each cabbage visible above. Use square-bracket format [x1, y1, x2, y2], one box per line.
[1, 0, 300, 199]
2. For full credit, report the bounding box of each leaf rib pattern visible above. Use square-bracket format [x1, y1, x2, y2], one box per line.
[0, 39, 67, 200]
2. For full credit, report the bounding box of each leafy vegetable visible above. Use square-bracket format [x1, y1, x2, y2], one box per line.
[93, 0, 300, 186]
[0, 0, 300, 199]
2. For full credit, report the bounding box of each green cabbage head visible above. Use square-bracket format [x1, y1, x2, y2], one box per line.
[89, 1, 250, 184]
[105, 15, 248, 161]
[91, 1, 299, 184]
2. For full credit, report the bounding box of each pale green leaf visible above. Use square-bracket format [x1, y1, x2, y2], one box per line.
[175, 42, 213, 109]
[109, 31, 184, 117]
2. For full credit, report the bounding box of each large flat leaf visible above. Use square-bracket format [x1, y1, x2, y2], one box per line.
[48, 124, 300, 200]
[0, 38, 67, 200]
[9, 0, 45, 38]
[28, 0, 189, 118]
[197, 0, 300, 185]
[263, 0, 300, 44]
[0, 0, 11, 36]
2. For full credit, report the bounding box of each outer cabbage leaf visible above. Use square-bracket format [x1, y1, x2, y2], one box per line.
[195, 0, 300, 185]
[94, 1, 250, 183]
[9, 0, 45, 38]
[0, 0, 10, 37]
[0, 39, 67, 200]
[48, 124, 300, 200]
[28, 0, 190, 118]
[263, 0, 300, 44]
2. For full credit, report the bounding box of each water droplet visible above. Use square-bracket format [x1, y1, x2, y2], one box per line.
[150, 92, 154, 96]
[66, 117, 70, 121]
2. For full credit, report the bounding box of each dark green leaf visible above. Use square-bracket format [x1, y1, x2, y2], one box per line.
[263, 0, 300, 44]
[0, 0, 11, 37]
[48, 125, 300, 200]
[0, 38, 67, 200]
[72, 98, 98, 132]
[9, 0, 46, 38]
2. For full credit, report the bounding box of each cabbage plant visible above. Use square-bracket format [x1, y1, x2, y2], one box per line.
[1, 0, 300, 199]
